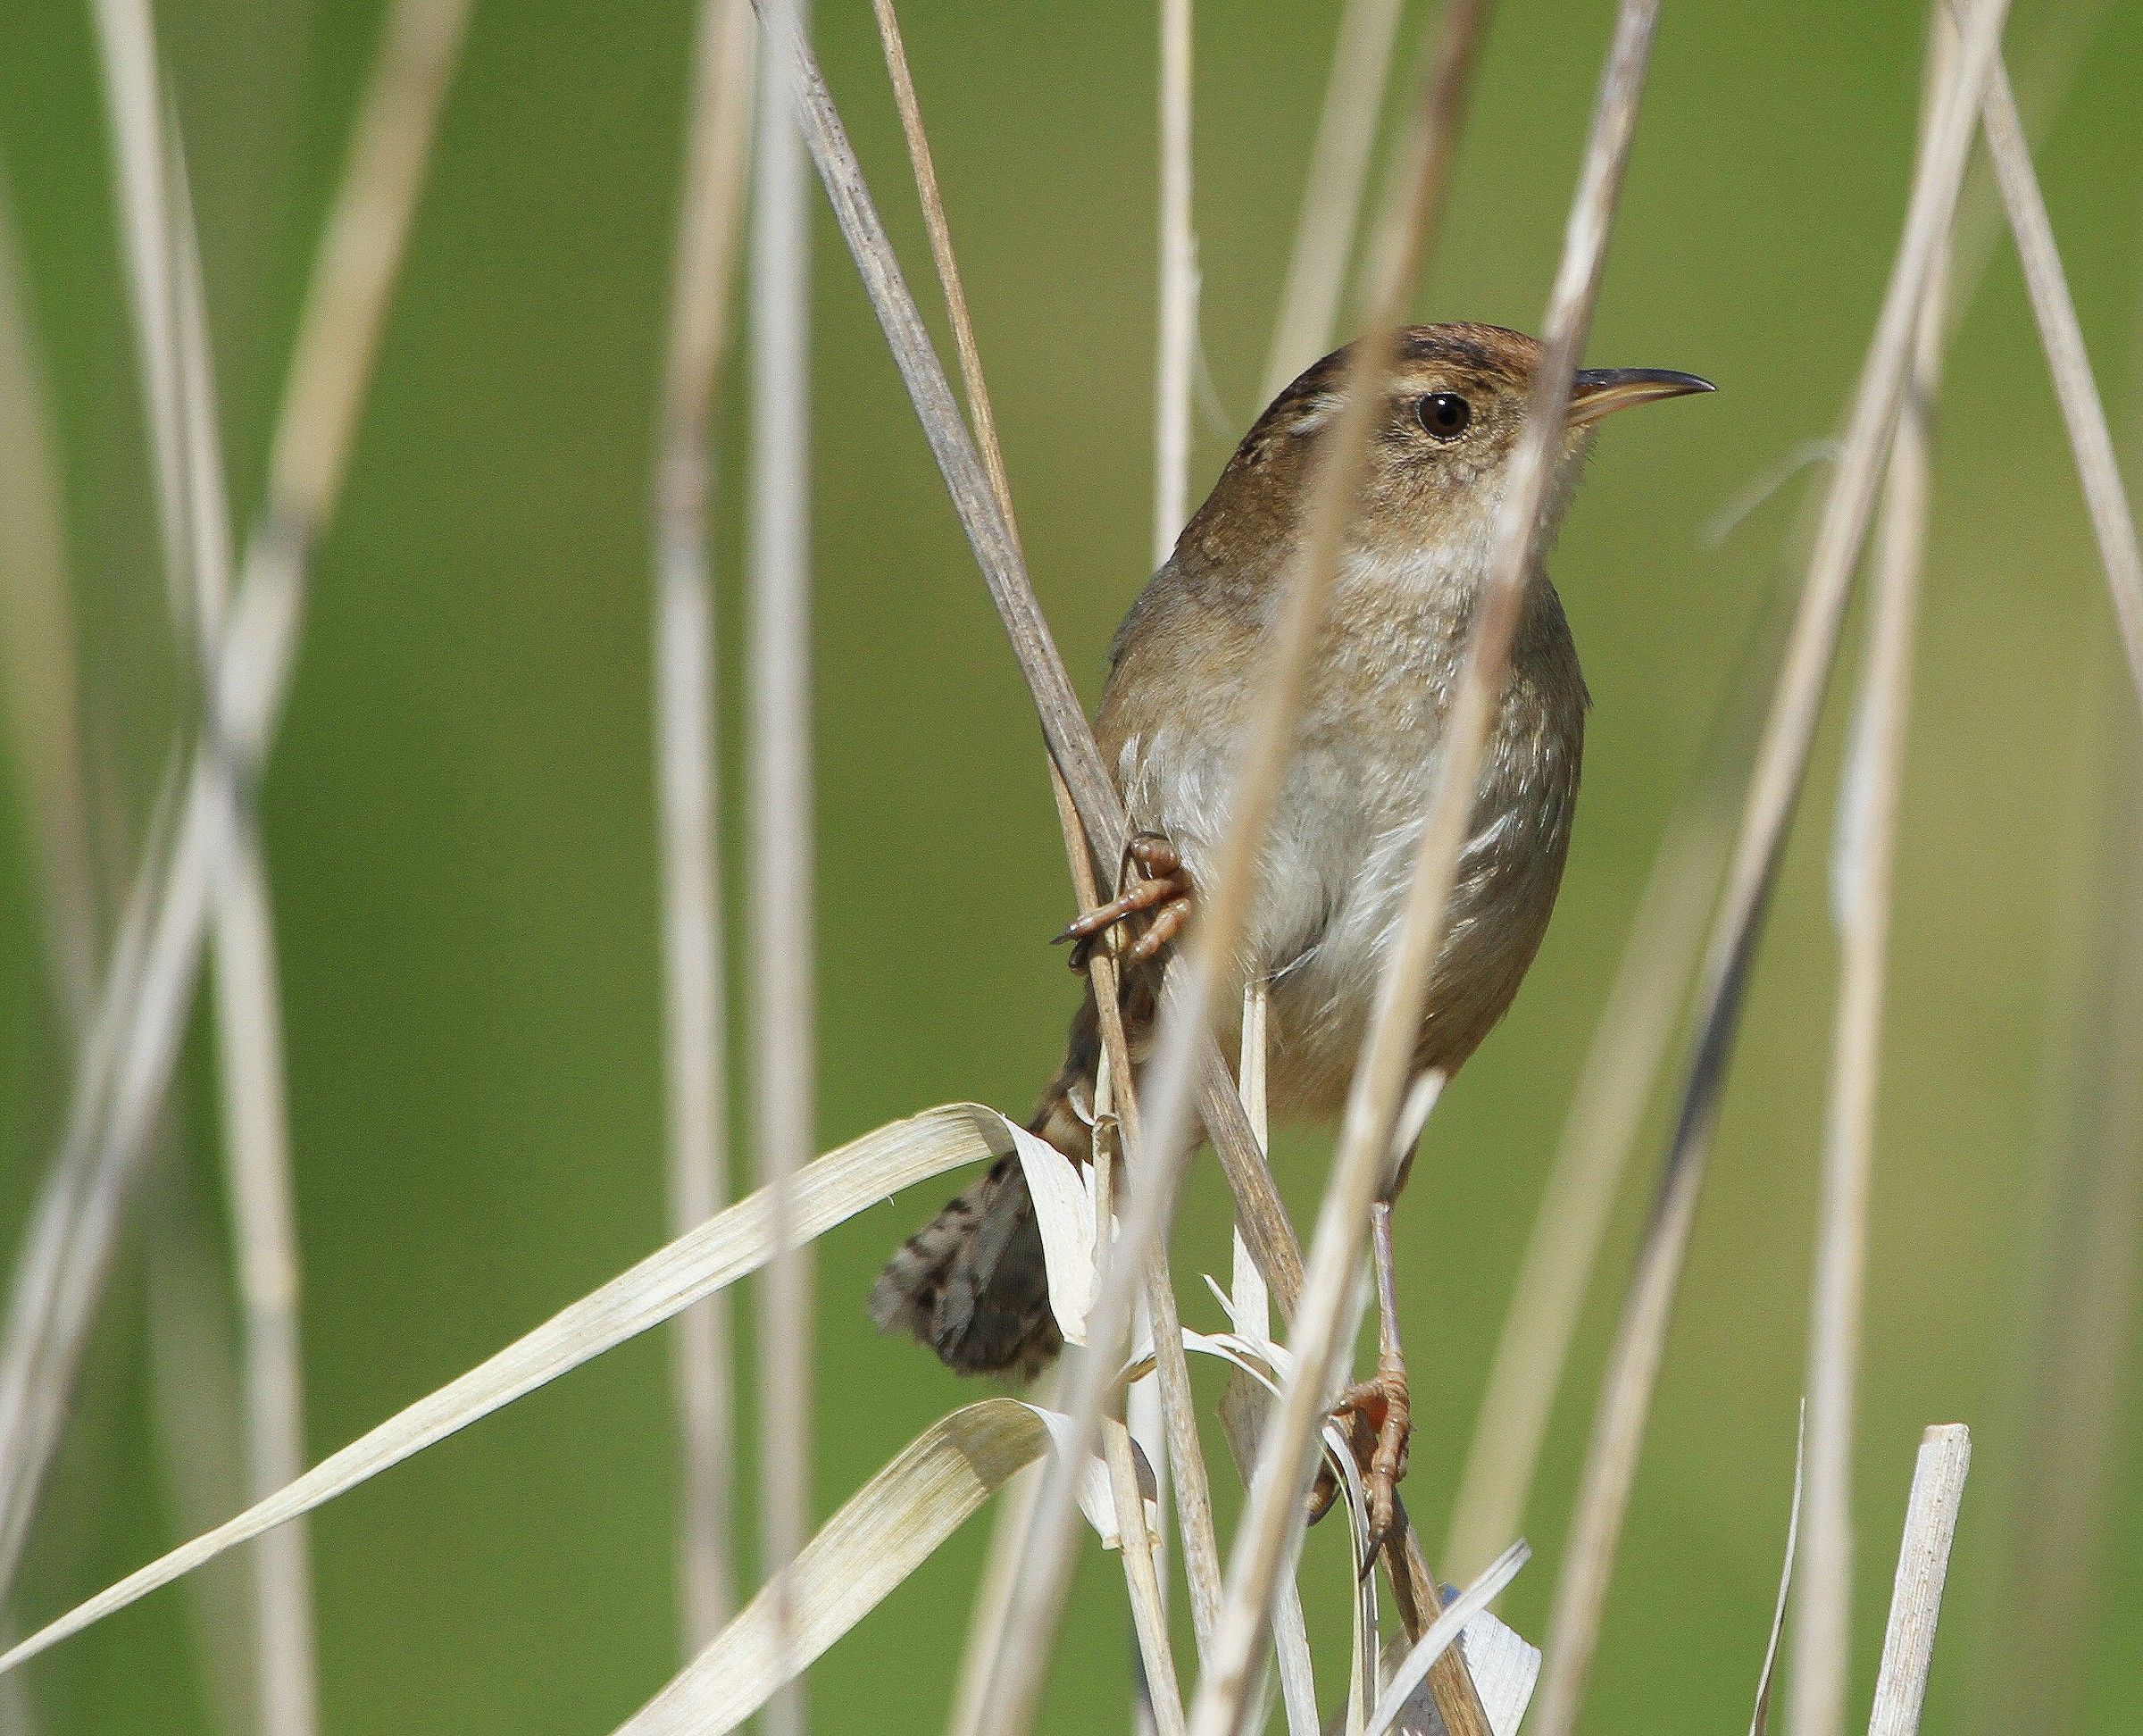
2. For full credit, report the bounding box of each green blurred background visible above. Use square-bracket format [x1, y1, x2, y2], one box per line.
[0, 0, 2139, 1729]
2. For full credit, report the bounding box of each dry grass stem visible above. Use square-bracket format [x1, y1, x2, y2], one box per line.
[1866, 1425, 1971, 1735]
[868, 0, 1228, 1656]
[1441, 686, 1746, 1581]
[1528, 4, 2013, 1725]
[1262, 0, 1408, 400]
[142, 1175, 264, 1736]
[1968, 30, 2143, 709]
[1749, 1403, 1807, 1736]
[0, 0, 471, 1602]
[751, 0, 1300, 1348]
[1106, 1399, 1190, 1736]
[171, 132, 321, 1736]
[983, 0, 1497, 1722]
[1942, 0, 2113, 338]
[1189, 3, 1660, 1729]
[1154, 0, 1196, 564]
[0, 1103, 1021, 1677]
[1145, 0, 1222, 1648]
[746, 4, 819, 1723]
[655, 0, 756, 1649]
[74, 12, 322, 1727]
[1788, 60, 1947, 1723]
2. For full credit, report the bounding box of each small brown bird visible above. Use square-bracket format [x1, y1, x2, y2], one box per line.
[873, 323, 1709, 1523]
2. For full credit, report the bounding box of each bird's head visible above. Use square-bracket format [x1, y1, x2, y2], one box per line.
[1191, 322, 1712, 589]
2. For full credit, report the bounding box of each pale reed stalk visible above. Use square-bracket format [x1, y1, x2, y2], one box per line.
[1866, 1426, 1972, 1736]
[0, 0, 472, 1610]
[653, 0, 755, 1649]
[747, 3, 816, 1726]
[1530, 3, 2014, 1726]
[1787, 54, 1948, 1725]
[980, 0, 1496, 1724]
[92, 11, 319, 1726]
[1188, 6, 1664, 1732]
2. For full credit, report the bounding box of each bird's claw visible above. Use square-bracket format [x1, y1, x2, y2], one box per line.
[1331, 1353, 1412, 1572]
[1055, 832, 1194, 968]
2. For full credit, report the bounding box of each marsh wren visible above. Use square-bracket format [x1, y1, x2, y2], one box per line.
[874, 323, 1711, 1527]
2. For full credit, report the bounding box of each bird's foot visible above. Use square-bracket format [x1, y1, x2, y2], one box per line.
[1331, 1348, 1412, 1572]
[1055, 832, 1193, 968]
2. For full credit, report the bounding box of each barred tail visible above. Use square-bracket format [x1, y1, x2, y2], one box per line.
[868, 1062, 1094, 1380]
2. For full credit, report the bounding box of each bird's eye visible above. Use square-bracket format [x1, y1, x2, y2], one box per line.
[1416, 392, 1472, 440]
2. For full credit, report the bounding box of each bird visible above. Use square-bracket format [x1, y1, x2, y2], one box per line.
[871, 321, 1711, 1532]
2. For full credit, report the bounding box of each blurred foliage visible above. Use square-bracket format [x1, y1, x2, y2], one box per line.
[0, 0, 2139, 1730]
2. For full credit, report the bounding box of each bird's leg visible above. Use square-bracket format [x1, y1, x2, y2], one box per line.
[1312, 1072, 1441, 1551]
[1055, 831, 1194, 968]
[1332, 1198, 1411, 1563]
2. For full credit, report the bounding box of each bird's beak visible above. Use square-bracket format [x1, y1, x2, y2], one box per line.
[1566, 367, 1715, 429]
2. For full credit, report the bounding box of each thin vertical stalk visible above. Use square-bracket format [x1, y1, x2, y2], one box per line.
[1263, 0, 1408, 401]
[867, 0, 1226, 1655]
[1153, 0, 1196, 565]
[1788, 71, 1947, 1731]
[748, 0, 1300, 1321]
[0, 0, 471, 1604]
[741, 4, 1488, 1721]
[1866, 1426, 1972, 1736]
[1188, 7, 1663, 1733]
[1441, 722, 1735, 1582]
[1530, 4, 2012, 1727]
[1446, 0, 2110, 1594]
[1969, 32, 2143, 712]
[654, 0, 755, 1651]
[95, 8, 319, 1725]
[1144, 0, 1217, 1655]
[142, 1172, 261, 1736]
[177, 169, 319, 1736]
[983, 0, 1494, 1723]
[747, 3, 815, 1726]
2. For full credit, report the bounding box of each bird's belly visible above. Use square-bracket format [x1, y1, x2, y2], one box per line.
[1137, 717, 1579, 1120]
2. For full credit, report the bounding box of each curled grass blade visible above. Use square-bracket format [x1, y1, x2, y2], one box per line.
[614, 1399, 1156, 1736]
[0, 1103, 1018, 1678]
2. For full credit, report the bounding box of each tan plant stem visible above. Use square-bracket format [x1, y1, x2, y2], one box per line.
[653, 0, 755, 1649]
[1529, 3, 2014, 1727]
[1787, 54, 1947, 1728]
[1188, 5, 1664, 1733]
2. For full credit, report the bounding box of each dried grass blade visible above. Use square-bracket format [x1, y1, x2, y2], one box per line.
[1365, 1540, 1530, 1736]
[0, 1103, 1015, 1677]
[613, 1402, 1154, 1736]
[1529, 4, 2013, 1725]
[1750, 1403, 1808, 1736]
[1866, 1425, 1971, 1736]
